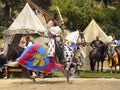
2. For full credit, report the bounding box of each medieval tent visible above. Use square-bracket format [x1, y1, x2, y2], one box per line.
[3, 3, 48, 60]
[83, 19, 110, 43]
[81, 19, 111, 71]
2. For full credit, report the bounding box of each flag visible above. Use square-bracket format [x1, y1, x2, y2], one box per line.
[108, 57, 113, 67]
[113, 53, 119, 66]
[16, 44, 56, 73]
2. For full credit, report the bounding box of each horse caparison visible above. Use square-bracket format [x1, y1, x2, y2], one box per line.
[7, 30, 86, 83]
[30, 30, 86, 83]
[108, 45, 120, 73]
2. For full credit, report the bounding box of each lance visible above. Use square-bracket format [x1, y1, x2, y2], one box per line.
[56, 6, 65, 40]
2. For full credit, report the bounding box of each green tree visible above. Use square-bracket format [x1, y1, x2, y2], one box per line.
[1, 0, 24, 27]
[50, 0, 120, 38]
[50, 0, 105, 31]
[32, 0, 51, 10]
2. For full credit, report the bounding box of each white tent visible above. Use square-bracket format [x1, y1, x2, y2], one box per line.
[81, 19, 110, 71]
[3, 3, 48, 57]
[83, 19, 111, 43]
[6, 3, 46, 35]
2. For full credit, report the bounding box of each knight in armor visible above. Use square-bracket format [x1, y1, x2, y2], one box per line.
[89, 36, 104, 71]
[90, 36, 104, 48]
[47, 23, 63, 57]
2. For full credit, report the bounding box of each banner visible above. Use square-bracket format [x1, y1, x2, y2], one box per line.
[16, 44, 56, 73]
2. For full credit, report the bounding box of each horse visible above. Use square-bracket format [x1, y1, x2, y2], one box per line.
[15, 30, 86, 83]
[89, 44, 108, 72]
[108, 44, 120, 73]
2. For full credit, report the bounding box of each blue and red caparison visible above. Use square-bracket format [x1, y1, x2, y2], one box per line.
[16, 44, 56, 73]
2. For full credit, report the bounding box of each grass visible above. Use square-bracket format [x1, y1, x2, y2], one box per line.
[54, 70, 120, 78]
[80, 71, 120, 78]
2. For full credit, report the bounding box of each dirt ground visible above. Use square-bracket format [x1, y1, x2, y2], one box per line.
[0, 78, 120, 90]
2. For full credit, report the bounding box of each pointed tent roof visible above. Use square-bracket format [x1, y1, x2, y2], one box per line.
[83, 19, 110, 43]
[5, 3, 46, 35]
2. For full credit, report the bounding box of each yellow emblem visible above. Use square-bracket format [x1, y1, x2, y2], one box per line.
[33, 54, 45, 67]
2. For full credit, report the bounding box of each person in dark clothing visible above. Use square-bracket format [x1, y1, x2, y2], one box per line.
[89, 36, 104, 71]
[0, 54, 7, 78]
[90, 36, 104, 48]
[0, 54, 7, 69]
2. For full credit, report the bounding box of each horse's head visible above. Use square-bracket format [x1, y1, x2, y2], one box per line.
[107, 44, 116, 57]
[77, 30, 86, 47]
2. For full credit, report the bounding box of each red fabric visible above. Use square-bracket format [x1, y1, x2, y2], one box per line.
[43, 57, 56, 73]
[19, 44, 41, 64]
[56, 63, 64, 69]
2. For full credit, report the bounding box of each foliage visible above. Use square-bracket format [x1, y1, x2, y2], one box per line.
[0, 26, 5, 37]
[50, 0, 120, 38]
[0, 0, 120, 38]
[32, 0, 51, 10]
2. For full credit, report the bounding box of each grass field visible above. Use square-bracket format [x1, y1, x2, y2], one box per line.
[54, 70, 120, 78]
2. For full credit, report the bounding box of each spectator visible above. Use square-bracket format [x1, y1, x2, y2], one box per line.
[25, 36, 33, 48]
[0, 53, 7, 78]
[19, 36, 33, 49]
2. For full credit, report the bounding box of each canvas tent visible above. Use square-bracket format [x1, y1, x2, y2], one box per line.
[83, 19, 111, 43]
[3, 3, 48, 59]
[81, 19, 111, 71]
[5, 3, 46, 35]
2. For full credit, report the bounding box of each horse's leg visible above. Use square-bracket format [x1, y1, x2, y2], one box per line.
[117, 53, 120, 72]
[61, 69, 70, 83]
[115, 66, 117, 73]
[30, 72, 37, 82]
[93, 58, 96, 71]
[90, 58, 94, 71]
[110, 66, 113, 73]
[101, 61, 103, 72]
[66, 70, 70, 83]
[96, 61, 99, 72]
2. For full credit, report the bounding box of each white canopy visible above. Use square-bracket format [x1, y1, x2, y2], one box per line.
[83, 19, 111, 43]
[5, 3, 46, 35]
[3, 3, 48, 56]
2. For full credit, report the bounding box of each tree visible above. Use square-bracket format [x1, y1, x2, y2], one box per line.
[32, 0, 51, 10]
[1, 0, 24, 27]
[50, 0, 120, 38]
[50, 0, 105, 31]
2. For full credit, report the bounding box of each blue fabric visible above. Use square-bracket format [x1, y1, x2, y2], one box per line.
[16, 44, 56, 72]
